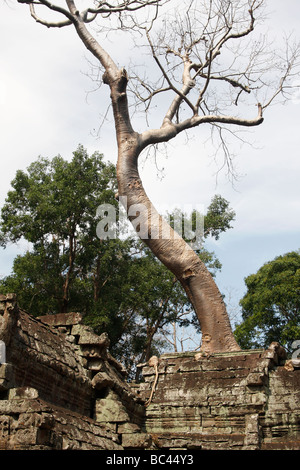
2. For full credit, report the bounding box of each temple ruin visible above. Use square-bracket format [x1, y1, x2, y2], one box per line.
[0, 293, 299, 450]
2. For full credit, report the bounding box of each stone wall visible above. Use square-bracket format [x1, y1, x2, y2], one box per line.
[0, 294, 146, 450]
[0, 388, 122, 450]
[0, 295, 93, 416]
[0, 294, 299, 450]
[137, 347, 300, 450]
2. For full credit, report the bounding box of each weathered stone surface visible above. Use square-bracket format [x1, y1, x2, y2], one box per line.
[137, 344, 300, 450]
[92, 371, 115, 390]
[0, 294, 144, 449]
[37, 312, 83, 327]
[0, 298, 92, 416]
[8, 387, 39, 400]
[1, 294, 299, 450]
[121, 432, 152, 449]
[95, 389, 131, 424]
[0, 395, 122, 450]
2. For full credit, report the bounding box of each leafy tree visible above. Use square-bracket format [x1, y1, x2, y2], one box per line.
[0, 144, 118, 313]
[203, 195, 236, 240]
[15, 0, 300, 354]
[234, 251, 300, 353]
[0, 146, 235, 373]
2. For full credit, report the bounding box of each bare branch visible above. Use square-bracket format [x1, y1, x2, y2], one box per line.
[140, 102, 263, 149]
[29, 3, 72, 27]
[176, 102, 263, 131]
[262, 38, 300, 109]
[128, 73, 171, 111]
[132, 0, 267, 133]
[17, 0, 300, 163]
[163, 59, 198, 123]
[145, 29, 197, 120]
[83, 0, 162, 17]
[18, 0, 75, 24]
[195, 49, 213, 110]
[200, 72, 251, 95]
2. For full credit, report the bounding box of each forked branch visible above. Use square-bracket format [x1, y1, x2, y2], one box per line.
[18, 0, 75, 27]
[19, 0, 164, 27]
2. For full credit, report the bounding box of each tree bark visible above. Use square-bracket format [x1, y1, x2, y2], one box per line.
[62, 232, 76, 313]
[117, 145, 240, 352]
[108, 72, 240, 353]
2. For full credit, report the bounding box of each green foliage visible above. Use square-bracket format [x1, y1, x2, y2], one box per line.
[0, 145, 117, 247]
[0, 144, 117, 313]
[166, 194, 235, 251]
[204, 195, 236, 240]
[0, 145, 236, 374]
[234, 251, 300, 353]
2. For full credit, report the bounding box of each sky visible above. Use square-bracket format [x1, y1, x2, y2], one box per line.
[0, 0, 299, 328]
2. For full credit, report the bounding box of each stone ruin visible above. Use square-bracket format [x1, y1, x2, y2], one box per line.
[0, 293, 299, 450]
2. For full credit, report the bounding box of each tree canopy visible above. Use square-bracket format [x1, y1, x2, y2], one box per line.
[234, 251, 300, 353]
[0, 144, 117, 313]
[0, 145, 236, 372]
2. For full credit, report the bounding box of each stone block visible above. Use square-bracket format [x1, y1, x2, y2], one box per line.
[117, 422, 141, 434]
[8, 387, 39, 400]
[92, 371, 114, 390]
[38, 312, 83, 327]
[0, 363, 14, 391]
[122, 432, 152, 449]
[94, 390, 130, 424]
[246, 372, 265, 386]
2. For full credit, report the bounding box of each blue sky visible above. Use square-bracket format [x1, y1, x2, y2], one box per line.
[0, 0, 299, 328]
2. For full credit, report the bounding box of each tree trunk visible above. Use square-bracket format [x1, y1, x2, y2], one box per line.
[108, 73, 240, 354]
[117, 144, 239, 352]
[93, 254, 101, 302]
[62, 233, 76, 313]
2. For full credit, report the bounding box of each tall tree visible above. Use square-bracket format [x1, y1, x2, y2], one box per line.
[234, 251, 300, 353]
[15, 0, 300, 353]
[0, 145, 117, 313]
[0, 147, 234, 371]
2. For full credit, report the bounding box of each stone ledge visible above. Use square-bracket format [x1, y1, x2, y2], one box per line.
[160, 348, 265, 360]
[37, 312, 83, 327]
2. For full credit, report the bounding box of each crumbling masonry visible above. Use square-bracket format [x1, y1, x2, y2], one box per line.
[0, 293, 299, 450]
